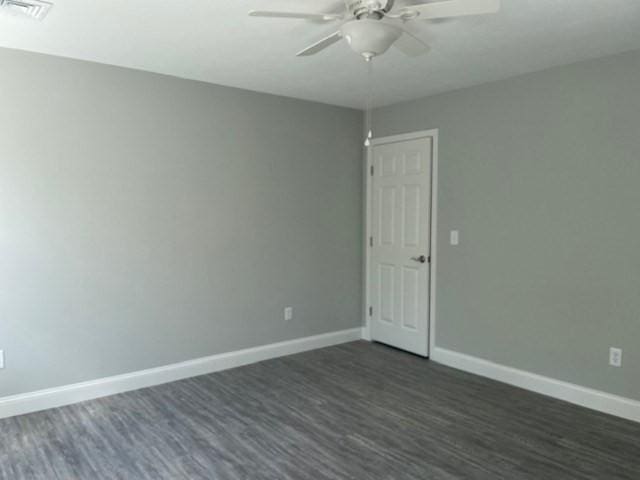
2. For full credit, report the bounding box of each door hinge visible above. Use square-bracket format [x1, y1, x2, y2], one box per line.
[428, 255, 431, 263]
[370, 165, 374, 176]
[369, 236, 373, 247]
[369, 306, 373, 316]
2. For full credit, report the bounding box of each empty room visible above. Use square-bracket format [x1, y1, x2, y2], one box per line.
[1, 0, 640, 478]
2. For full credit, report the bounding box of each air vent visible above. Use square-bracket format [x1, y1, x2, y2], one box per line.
[1, 0, 52, 20]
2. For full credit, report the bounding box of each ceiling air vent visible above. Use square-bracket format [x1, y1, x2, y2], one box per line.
[0, 0, 52, 20]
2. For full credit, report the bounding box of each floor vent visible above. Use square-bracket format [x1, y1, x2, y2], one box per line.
[0, 0, 52, 20]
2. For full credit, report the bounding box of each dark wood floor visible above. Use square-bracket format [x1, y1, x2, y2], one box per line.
[1, 341, 639, 479]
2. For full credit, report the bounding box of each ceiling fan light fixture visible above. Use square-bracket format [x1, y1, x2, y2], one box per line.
[340, 19, 401, 59]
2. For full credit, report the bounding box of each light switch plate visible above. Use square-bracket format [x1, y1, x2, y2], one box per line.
[450, 230, 459, 246]
[284, 307, 293, 321]
[0, 350, 4, 369]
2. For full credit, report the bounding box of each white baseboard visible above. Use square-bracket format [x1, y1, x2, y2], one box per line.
[360, 325, 371, 341]
[0, 328, 362, 420]
[431, 346, 640, 424]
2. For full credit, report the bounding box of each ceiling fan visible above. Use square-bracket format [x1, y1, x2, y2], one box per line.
[249, 0, 500, 60]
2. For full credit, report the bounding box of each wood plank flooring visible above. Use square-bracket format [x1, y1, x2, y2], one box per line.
[1, 341, 639, 479]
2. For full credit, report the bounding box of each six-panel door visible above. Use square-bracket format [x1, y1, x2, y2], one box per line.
[370, 137, 432, 356]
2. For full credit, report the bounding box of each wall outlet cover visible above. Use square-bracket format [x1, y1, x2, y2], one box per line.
[284, 307, 293, 321]
[609, 347, 622, 367]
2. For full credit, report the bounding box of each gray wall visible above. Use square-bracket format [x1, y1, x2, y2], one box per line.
[374, 49, 640, 401]
[0, 48, 363, 397]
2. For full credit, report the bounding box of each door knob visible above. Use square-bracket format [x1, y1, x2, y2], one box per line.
[411, 255, 427, 264]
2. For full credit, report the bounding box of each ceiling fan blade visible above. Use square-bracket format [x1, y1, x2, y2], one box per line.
[248, 10, 342, 21]
[393, 30, 430, 57]
[400, 0, 500, 20]
[296, 31, 343, 56]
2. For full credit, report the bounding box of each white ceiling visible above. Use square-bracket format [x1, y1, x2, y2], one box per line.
[1, 0, 639, 108]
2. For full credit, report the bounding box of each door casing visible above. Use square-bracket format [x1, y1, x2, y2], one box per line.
[363, 129, 439, 357]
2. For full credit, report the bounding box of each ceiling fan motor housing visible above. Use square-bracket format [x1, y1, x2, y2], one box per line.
[341, 19, 401, 59]
[347, 0, 395, 19]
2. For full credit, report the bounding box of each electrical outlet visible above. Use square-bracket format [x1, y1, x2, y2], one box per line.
[609, 347, 622, 367]
[284, 307, 293, 321]
[0, 350, 4, 369]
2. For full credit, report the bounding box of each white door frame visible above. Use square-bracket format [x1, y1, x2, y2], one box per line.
[363, 129, 439, 356]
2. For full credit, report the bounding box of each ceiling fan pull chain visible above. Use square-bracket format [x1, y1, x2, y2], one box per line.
[364, 57, 374, 147]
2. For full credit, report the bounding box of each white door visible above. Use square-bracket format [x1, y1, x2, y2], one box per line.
[369, 136, 432, 356]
